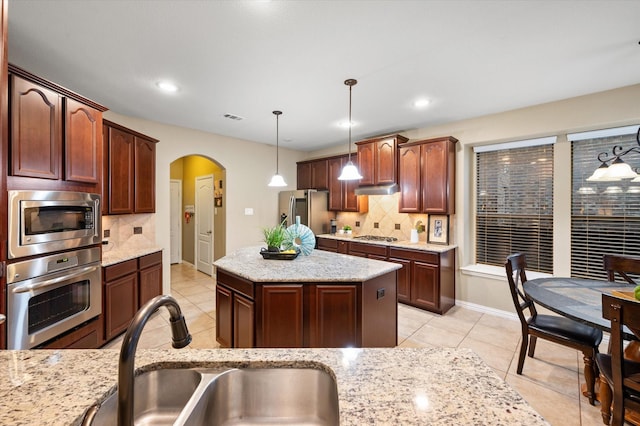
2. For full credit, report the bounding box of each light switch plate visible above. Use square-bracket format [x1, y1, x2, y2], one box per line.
[244, 208, 254, 215]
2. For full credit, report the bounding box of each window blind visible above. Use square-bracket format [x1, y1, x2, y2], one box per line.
[476, 144, 554, 273]
[571, 132, 640, 280]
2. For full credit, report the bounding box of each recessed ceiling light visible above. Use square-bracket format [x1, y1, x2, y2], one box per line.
[339, 120, 357, 129]
[156, 81, 179, 93]
[413, 98, 430, 108]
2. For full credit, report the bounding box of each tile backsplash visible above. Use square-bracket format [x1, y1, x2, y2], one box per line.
[336, 193, 430, 242]
[101, 213, 156, 252]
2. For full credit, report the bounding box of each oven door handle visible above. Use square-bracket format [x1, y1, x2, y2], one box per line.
[0, 314, 5, 324]
[10, 265, 100, 294]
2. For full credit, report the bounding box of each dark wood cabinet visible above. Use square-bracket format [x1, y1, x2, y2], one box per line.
[102, 251, 163, 344]
[103, 120, 158, 214]
[138, 251, 162, 308]
[316, 237, 348, 253]
[103, 259, 139, 341]
[7, 65, 106, 192]
[328, 154, 367, 212]
[215, 267, 395, 348]
[39, 317, 103, 349]
[296, 158, 328, 190]
[399, 136, 457, 214]
[356, 134, 408, 187]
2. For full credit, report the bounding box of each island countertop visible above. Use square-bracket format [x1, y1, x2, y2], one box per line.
[0, 347, 549, 426]
[213, 245, 401, 282]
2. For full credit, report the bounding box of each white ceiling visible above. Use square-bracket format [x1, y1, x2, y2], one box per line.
[7, 0, 640, 152]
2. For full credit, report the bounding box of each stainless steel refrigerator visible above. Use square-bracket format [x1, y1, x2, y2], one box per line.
[278, 190, 335, 235]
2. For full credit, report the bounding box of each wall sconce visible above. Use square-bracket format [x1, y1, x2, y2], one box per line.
[587, 127, 640, 182]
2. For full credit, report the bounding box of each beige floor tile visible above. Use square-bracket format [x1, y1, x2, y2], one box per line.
[458, 336, 515, 373]
[188, 327, 220, 349]
[426, 312, 477, 336]
[476, 312, 521, 333]
[407, 323, 467, 348]
[466, 322, 521, 352]
[506, 372, 581, 426]
[183, 312, 216, 335]
[508, 352, 581, 399]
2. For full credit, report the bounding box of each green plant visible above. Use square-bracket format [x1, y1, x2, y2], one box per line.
[415, 220, 425, 233]
[262, 220, 292, 251]
[343, 225, 352, 231]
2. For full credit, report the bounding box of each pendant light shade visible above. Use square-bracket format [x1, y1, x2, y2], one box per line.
[268, 110, 287, 187]
[338, 79, 363, 181]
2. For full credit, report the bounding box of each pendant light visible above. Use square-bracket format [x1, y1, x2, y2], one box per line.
[338, 79, 363, 181]
[268, 110, 287, 187]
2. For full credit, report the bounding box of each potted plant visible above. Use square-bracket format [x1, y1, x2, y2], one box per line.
[262, 220, 292, 252]
[343, 225, 352, 235]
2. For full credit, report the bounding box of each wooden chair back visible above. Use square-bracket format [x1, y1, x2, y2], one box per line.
[505, 253, 537, 324]
[601, 294, 640, 425]
[604, 254, 640, 285]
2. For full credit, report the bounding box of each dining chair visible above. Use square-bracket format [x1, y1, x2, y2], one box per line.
[505, 253, 603, 404]
[604, 254, 640, 284]
[597, 294, 640, 426]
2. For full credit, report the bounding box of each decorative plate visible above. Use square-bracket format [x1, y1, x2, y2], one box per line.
[286, 224, 316, 255]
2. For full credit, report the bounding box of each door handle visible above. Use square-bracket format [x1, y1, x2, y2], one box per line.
[0, 314, 5, 325]
[207, 230, 212, 234]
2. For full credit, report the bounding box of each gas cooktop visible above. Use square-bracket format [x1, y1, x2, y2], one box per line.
[353, 235, 398, 242]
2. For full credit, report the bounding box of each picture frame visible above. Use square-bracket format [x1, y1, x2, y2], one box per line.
[427, 215, 449, 245]
[214, 197, 223, 207]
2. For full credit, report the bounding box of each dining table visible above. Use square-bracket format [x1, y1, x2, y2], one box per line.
[524, 276, 638, 425]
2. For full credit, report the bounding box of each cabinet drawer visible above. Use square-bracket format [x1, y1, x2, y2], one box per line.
[103, 259, 137, 281]
[388, 248, 439, 264]
[217, 269, 254, 300]
[139, 251, 162, 269]
[317, 237, 337, 251]
[348, 241, 388, 257]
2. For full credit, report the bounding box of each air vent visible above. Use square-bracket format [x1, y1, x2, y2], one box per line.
[223, 113, 244, 121]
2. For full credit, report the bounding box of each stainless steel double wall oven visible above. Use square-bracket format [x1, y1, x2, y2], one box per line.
[6, 190, 102, 349]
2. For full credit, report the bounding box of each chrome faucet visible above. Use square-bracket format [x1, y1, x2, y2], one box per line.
[117, 295, 192, 426]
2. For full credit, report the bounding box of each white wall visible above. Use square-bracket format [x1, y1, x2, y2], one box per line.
[103, 110, 307, 293]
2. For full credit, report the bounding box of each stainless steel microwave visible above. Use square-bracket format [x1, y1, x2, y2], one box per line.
[8, 190, 101, 259]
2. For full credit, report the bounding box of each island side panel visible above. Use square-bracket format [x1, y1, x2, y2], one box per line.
[361, 270, 398, 347]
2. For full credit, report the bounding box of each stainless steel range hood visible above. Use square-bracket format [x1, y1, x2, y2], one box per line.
[354, 183, 399, 196]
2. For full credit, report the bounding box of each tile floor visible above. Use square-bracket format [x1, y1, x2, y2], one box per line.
[105, 263, 608, 426]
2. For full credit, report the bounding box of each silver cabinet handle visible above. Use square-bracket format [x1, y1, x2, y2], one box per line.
[0, 314, 5, 325]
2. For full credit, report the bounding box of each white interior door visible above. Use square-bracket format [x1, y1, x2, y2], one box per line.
[195, 175, 214, 275]
[170, 179, 182, 264]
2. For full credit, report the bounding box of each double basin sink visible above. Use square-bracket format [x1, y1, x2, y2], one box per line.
[84, 366, 339, 426]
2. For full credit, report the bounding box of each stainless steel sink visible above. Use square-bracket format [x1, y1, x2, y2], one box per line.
[84, 367, 339, 426]
[182, 368, 340, 426]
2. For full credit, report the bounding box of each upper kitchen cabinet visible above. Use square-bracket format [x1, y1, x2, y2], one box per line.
[328, 154, 368, 212]
[296, 158, 328, 190]
[8, 65, 107, 191]
[399, 136, 457, 214]
[103, 120, 158, 215]
[356, 134, 408, 187]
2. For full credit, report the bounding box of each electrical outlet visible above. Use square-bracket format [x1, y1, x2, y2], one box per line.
[374, 222, 379, 229]
[104, 229, 110, 238]
[395, 223, 401, 230]
[133, 226, 142, 234]
[355, 221, 360, 227]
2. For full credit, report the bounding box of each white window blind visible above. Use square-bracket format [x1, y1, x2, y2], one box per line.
[475, 143, 554, 273]
[570, 130, 640, 280]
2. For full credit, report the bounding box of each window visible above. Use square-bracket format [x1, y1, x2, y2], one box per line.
[570, 126, 640, 280]
[475, 138, 554, 273]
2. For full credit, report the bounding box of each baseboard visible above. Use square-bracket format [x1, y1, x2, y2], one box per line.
[455, 300, 519, 322]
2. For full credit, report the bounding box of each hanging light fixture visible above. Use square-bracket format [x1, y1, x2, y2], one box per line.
[587, 127, 640, 181]
[338, 79, 363, 181]
[268, 110, 287, 187]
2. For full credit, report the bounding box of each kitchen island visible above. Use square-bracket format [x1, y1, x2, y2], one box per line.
[213, 246, 401, 348]
[0, 347, 549, 425]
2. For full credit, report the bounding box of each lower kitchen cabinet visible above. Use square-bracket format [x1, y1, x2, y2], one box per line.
[39, 316, 104, 349]
[216, 284, 255, 348]
[102, 251, 163, 344]
[316, 237, 348, 253]
[309, 285, 358, 347]
[258, 285, 303, 348]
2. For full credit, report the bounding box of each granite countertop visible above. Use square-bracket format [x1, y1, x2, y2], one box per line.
[0, 347, 549, 426]
[317, 233, 457, 253]
[101, 243, 163, 267]
[213, 245, 401, 282]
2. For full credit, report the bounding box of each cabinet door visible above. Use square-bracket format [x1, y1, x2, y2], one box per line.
[357, 142, 375, 186]
[411, 261, 439, 310]
[234, 294, 255, 348]
[343, 173, 360, 212]
[311, 159, 328, 190]
[310, 285, 358, 347]
[389, 258, 411, 303]
[104, 273, 138, 340]
[327, 157, 343, 211]
[398, 144, 422, 213]
[107, 126, 135, 214]
[216, 285, 233, 348]
[65, 98, 102, 183]
[139, 263, 162, 308]
[421, 140, 450, 214]
[296, 162, 311, 189]
[376, 138, 396, 185]
[10, 75, 62, 179]
[134, 137, 156, 213]
[259, 285, 303, 348]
